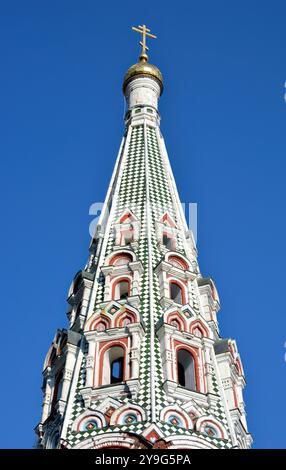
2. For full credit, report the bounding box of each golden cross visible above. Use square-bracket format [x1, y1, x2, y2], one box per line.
[132, 24, 157, 62]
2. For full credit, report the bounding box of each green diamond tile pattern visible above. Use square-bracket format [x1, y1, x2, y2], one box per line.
[66, 420, 232, 449]
[64, 123, 233, 448]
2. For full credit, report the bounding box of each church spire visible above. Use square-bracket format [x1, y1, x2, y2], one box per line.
[35, 25, 252, 450]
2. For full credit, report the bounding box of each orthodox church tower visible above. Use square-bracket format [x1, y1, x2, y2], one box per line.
[36, 25, 252, 449]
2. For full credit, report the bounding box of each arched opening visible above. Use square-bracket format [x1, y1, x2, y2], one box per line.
[122, 230, 133, 246]
[75, 301, 82, 317]
[73, 275, 82, 293]
[51, 370, 63, 408]
[111, 356, 124, 384]
[114, 279, 130, 300]
[47, 431, 59, 449]
[170, 282, 184, 304]
[163, 233, 173, 250]
[49, 347, 57, 367]
[58, 334, 67, 355]
[102, 346, 125, 385]
[177, 349, 196, 391]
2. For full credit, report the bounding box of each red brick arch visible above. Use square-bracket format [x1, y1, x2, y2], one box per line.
[112, 277, 131, 300]
[168, 255, 189, 271]
[97, 338, 129, 386]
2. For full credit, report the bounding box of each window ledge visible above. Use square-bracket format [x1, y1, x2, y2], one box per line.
[54, 398, 67, 416]
[80, 379, 141, 406]
[160, 296, 181, 310]
[163, 380, 209, 407]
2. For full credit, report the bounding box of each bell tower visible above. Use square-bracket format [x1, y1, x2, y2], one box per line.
[35, 25, 252, 449]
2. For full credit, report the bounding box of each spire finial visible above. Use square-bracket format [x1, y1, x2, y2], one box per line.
[131, 24, 157, 62]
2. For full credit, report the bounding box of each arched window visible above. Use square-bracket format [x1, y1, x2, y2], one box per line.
[177, 349, 196, 391]
[102, 346, 125, 385]
[47, 431, 60, 449]
[114, 279, 130, 300]
[170, 282, 183, 304]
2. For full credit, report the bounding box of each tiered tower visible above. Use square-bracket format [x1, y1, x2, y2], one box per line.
[36, 25, 252, 449]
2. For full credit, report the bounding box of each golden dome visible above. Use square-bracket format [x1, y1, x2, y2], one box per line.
[123, 56, 163, 95]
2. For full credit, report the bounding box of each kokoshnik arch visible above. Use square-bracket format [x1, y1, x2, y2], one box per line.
[35, 25, 252, 450]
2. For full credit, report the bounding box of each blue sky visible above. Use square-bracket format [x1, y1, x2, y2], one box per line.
[0, 0, 285, 449]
